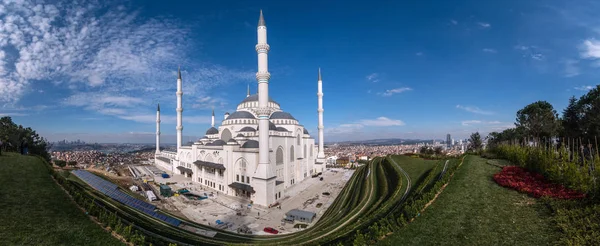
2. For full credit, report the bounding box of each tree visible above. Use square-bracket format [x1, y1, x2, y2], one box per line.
[468, 132, 483, 152]
[67, 161, 78, 167]
[561, 96, 582, 138]
[578, 85, 600, 144]
[434, 146, 443, 155]
[0, 116, 51, 161]
[515, 101, 560, 140]
[54, 160, 67, 168]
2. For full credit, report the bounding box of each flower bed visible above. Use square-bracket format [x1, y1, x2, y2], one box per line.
[493, 166, 585, 199]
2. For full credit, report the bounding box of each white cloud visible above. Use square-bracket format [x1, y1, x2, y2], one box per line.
[450, 19, 458, 25]
[514, 45, 545, 61]
[366, 73, 379, 83]
[581, 39, 600, 59]
[461, 120, 513, 130]
[0, 0, 253, 110]
[455, 105, 494, 115]
[461, 120, 482, 126]
[478, 22, 491, 28]
[482, 48, 497, 53]
[192, 96, 227, 109]
[358, 117, 405, 126]
[574, 85, 594, 91]
[380, 87, 412, 96]
[564, 59, 580, 77]
[325, 117, 405, 135]
[0, 112, 28, 117]
[416, 52, 423, 56]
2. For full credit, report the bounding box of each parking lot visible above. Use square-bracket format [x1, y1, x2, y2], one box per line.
[151, 165, 354, 235]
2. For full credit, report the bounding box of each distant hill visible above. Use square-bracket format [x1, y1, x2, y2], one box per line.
[328, 138, 436, 146]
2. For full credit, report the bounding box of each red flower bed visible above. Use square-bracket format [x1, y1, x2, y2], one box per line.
[493, 166, 585, 199]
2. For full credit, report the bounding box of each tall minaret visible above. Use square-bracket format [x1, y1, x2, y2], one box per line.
[247, 84, 250, 97]
[156, 103, 161, 154]
[211, 109, 215, 127]
[254, 10, 275, 206]
[317, 68, 325, 159]
[176, 66, 183, 150]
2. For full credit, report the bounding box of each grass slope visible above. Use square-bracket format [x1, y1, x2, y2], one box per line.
[378, 155, 558, 246]
[389, 155, 438, 187]
[0, 153, 122, 246]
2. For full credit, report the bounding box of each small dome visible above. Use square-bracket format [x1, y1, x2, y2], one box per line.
[241, 140, 259, 148]
[270, 111, 296, 120]
[257, 121, 277, 131]
[227, 111, 256, 120]
[303, 128, 309, 134]
[197, 142, 204, 145]
[207, 139, 226, 146]
[206, 127, 218, 135]
[202, 136, 208, 139]
[276, 126, 288, 132]
[239, 126, 256, 132]
[225, 112, 230, 115]
[235, 133, 245, 138]
[227, 139, 238, 144]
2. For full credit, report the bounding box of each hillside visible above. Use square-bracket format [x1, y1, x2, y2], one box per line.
[0, 153, 122, 246]
[378, 155, 558, 245]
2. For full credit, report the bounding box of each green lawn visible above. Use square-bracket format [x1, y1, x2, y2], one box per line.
[0, 153, 123, 246]
[389, 155, 439, 187]
[378, 155, 558, 246]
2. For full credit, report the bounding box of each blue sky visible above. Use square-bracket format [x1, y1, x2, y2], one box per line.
[1, 0, 599, 143]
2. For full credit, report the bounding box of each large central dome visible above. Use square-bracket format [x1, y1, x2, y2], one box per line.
[240, 94, 278, 104]
[237, 94, 281, 110]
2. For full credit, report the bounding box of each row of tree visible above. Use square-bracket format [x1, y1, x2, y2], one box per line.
[486, 85, 600, 147]
[0, 116, 51, 161]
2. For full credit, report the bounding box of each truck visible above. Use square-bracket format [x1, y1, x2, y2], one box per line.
[146, 190, 157, 201]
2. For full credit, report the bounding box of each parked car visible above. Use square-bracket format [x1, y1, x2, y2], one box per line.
[263, 227, 279, 234]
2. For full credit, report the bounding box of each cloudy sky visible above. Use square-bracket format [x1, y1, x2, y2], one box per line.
[0, 0, 599, 143]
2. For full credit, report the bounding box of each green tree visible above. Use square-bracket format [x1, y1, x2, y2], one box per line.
[468, 132, 483, 152]
[561, 96, 582, 138]
[353, 230, 367, 246]
[434, 146, 443, 155]
[578, 85, 600, 144]
[515, 101, 560, 140]
[67, 161, 78, 167]
[54, 160, 67, 168]
[0, 116, 51, 161]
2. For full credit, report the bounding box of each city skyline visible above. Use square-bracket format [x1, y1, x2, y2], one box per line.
[1, 0, 599, 143]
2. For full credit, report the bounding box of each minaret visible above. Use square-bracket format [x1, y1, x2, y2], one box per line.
[254, 10, 275, 206]
[156, 103, 161, 154]
[211, 109, 215, 127]
[176, 66, 183, 150]
[247, 84, 250, 97]
[317, 68, 325, 159]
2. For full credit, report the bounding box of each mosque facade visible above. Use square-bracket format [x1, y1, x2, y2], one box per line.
[154, 11, 326, 207]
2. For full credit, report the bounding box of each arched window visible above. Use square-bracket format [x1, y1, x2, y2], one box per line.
[310, 144, 313, 157]
[276, 147, 284, 165]
[304, 144, 307, 158]
[297, 134, 301, 145]
[290, 145, 294, 162]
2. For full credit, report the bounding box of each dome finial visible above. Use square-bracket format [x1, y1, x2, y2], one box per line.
[258, 9, 266, 27]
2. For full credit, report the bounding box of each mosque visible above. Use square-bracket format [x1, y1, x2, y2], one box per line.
[154, 11, 326, 207]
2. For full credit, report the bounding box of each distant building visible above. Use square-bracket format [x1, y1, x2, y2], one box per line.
[446, 134, 451, 148]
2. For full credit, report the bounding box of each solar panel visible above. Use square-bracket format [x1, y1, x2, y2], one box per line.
[71, 170, 181, 227]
